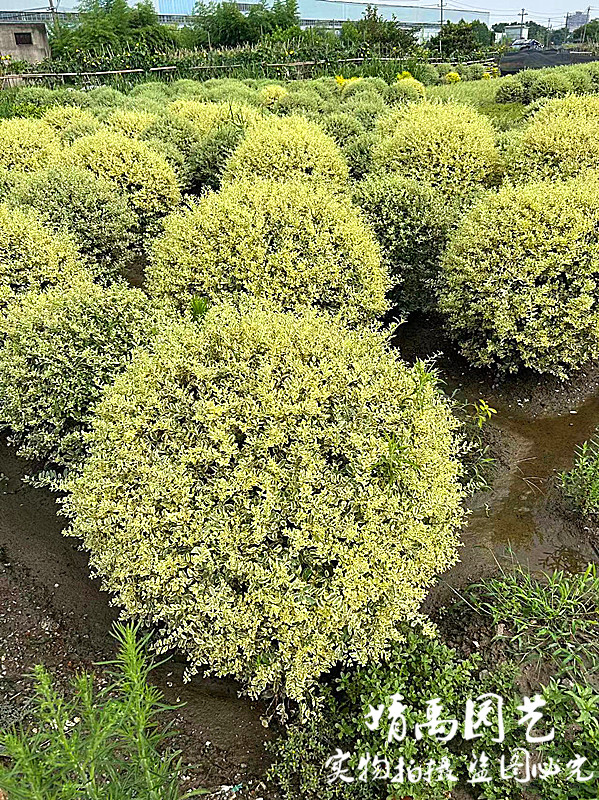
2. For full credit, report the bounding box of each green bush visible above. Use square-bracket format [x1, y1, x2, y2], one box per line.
[185, 122, 245, 193]
[318, 111, 365, 147]
[147, 177, 387, 325]
[0, 203, 82, 307]
[223, 115, 349, 189]
[439, 176, 599, 376]
[0, 275, 154, 469]
[86, 86, 127, 108]
[384, 77, 425, 104]
[353, 174, 453, 311]
[64, 303, 464, 704]
[341, 91, 386, 129]
[269, 626, 517, 800]
[0, 117, 60, 173]
[168, 98, 259, 135]
[373, 101, 499, 198]
[8, 166, 137, 277]
[506, 95, 599, 181]
[275, 88, 328, 114]
[343, 131, 375, 180]
[104, 107, 158, 137]
[0, 624, 183, 799]
[341, 76, 387, 98]
[66, 130, 181, 236]
[42, 104, 100, 142]
[495, 75, 525, 103]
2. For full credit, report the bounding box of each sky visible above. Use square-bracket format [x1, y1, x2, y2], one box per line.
[443, 0, 597, 28]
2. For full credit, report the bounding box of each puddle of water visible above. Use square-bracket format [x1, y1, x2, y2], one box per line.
[461, 391, 599, 578]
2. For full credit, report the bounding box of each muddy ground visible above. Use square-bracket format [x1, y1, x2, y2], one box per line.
[1, 313, 599, 796]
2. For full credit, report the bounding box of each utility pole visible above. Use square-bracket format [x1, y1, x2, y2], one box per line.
[519, 7, 527, 39]
[582, 5, 591, 42]
[439, 0, 444, 55]
[565, 12, 569, 43]
[48, 0, 58, 28]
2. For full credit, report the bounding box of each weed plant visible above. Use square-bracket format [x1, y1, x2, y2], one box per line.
[467, 562, 599, 683]
[561, 434, 599, 517]
[0, 624, 200, 799]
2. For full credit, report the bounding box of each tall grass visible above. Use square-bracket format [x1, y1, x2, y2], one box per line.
[0, 624, 202, 799]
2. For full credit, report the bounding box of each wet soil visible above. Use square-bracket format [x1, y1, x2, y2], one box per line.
[2, 312, 599, 793]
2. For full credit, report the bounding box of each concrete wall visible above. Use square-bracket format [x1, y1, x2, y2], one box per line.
[0, 23, 49, 64]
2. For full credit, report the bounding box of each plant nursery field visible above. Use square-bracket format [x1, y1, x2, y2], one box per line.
[0, 66, 599, 799]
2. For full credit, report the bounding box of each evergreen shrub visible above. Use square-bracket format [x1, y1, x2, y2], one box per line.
[0, 275, 155, 468]
[223, 115, 349, 189]
[9, 166, 137, 277]
[439, 176, 599, 376]
[147, 177, 387, 325]
[66, 130, 180, 235]
[372, 101, 499, 198]
[64, 304, 464, 703]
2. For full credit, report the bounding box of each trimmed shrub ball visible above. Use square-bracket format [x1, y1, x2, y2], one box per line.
[353, 174, 454, 311]
[0, 118, 60, 173]
[66, 130, 181, 236]
[439, 175, 599, 376]
[0, 203, 82, 308]
[64, 303, 465, 703]
[9, 166, 137, 278]
[506, 95, 599, 181]
[42, 105, 100, 143]
[372, 101, 499, 199]
[222, 115, 349, 190]
[0, 274, 157, 469]
[147, 177, 387, 325]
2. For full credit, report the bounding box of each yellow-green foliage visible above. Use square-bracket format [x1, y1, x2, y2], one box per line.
[223, 115, 349, 189]
[259, 84, 288, 106]
[439, 175, 599, 376]
[168, 99, 260, 135]
[147, 177, 387, 325]
[104, 108, 158, 138]
[42, 105, 100, 143]
[66, 131, 180, 233]
[64, 303, 464, 703]
[386, 76, 426, 104]
[9, 166, 137, 277]
[0, 203, 82, 306]
[0, 118, 60, 173]
[506, 95, 599, 181]
[373, 101, 499, 197]
[0, 275, 154, 468]
[353, 174, 453, 311]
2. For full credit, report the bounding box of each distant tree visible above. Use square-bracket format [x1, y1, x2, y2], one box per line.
[471, 19, 494, 47]
[573, 18, 599, 42]
[428, 20, 480, 58]
[341, 5, 416, 51]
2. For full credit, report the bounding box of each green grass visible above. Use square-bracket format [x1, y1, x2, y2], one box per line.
[467, 562, 599, 683]
[0, 624, 204, 799]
